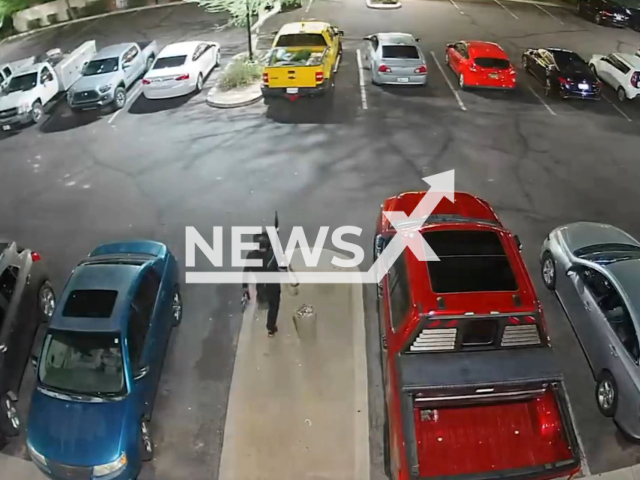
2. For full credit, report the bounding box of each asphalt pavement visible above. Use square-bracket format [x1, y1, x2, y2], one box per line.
[2, 0, 640, 478]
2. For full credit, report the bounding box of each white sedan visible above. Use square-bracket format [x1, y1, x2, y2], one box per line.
[142, 41, 220, 99]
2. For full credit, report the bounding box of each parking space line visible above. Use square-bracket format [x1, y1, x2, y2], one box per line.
[493, 0, 519, 19]
[305, 0, 314, 13]
[430, 52, 467, 112]
[534, 3, 564, 25]
[356, 50, 368, 110]
[527, 85, 556, 116]
[108, 83, 144, 124]
[448, 0, 465, 15]
[602, 93, 633, 122]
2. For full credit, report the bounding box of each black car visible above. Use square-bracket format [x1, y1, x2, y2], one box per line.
[522, 48, 601, 99]
[0, 241, 54, 445]
[576, 0, 630, 27]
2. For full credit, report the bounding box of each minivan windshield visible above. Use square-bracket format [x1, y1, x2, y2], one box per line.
[39, 330, 126, 398]
[5, 73, 37, 93]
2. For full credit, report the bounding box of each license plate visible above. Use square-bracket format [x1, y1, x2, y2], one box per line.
[579, 83, 589, 90]
[2, 125, 10, 131]
[489, 73, 499, 79]
[615, 14, 623, 20]
[286, 88, 299, 94]
[397, 78, 409, 83]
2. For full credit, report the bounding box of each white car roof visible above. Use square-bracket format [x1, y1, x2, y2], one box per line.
[158, 42, 203, 58]
[376, 33, 417, 46]
[616, 53, 640, 69]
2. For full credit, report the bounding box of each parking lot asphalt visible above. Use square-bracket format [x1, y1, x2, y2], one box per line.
[3, 0, 640, 478]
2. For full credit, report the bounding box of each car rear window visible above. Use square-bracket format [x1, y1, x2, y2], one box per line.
[474, 57, 510, 69]
[382, 45, 420, 59]
[275, 34, 327, 47]
[152, 56, 187, 70]
[423, 230, 518, 293]
[63, 290, 118, 318]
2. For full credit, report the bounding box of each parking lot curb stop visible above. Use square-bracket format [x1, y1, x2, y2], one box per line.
[206, 82, 263, 109]
[365, 0, 402, 9]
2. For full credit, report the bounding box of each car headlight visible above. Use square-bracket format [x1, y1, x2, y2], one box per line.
[17, 103, 30, 114]
[94, 453, 127, 477]
[27, 441, 46, 466]
[99, 84, 112, 94]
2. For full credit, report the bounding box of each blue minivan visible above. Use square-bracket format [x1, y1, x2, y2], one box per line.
[26, 241, 182, 480]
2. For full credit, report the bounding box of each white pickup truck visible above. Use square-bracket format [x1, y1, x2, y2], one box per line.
[0, 41, 96, 130]
[0, 57, 36, 91]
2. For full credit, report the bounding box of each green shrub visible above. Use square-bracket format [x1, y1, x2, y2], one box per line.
[218, 56, 262, 92]
[26, 18, 42, 30]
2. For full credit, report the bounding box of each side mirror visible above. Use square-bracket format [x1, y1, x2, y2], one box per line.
[514, 235, 522, 251]
[415, 38, 421, 42]
[566, 266, 578, 277]
[0, 344, 6, 354]
[446, 43, 454, 48]
[363, 36, 371, 41]
[337, 30, 345, 36]
[133, 365, 149, 381]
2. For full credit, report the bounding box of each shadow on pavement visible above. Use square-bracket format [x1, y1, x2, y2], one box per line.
[378, 84, 430, 98]
[39, 106, 104, 134]
[128, 93, 195, 115]
[265, 95, 356, 124]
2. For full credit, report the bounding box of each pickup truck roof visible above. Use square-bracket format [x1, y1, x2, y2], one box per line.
[11, 63, 43, 76]
[381, 191, 538, 316]
[94, 42, 152, 60]
[278, 21, 331, 35]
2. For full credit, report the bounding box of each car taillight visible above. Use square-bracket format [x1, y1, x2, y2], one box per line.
[31, 252, 41, 262]
[602, 10, 613, 15]
[378, 65, 392, 73]
[632, 72, 640, 88]
[142, 78, 150, 85]
[263, 72, 269, 84]
[175, 74, 190, 81]
[414, 65, 427, 74]
[558, 77, 569, 85]
[315, 71, 324, 83]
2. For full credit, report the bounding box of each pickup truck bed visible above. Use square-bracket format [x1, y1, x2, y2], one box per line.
[397, 348, 581, 479]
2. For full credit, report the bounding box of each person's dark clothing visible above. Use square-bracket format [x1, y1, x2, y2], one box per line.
[243, 244, 281, 334]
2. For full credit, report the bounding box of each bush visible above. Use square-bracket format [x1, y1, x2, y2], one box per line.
[46, 13, 58, 24]
[26, 18, 42, 30]
[218, 55, 262, 92]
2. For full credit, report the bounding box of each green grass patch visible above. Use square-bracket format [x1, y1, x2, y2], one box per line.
[218, 55, 262, 92]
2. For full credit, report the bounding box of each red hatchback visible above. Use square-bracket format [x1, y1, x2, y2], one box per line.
[446, 40, 516, 90]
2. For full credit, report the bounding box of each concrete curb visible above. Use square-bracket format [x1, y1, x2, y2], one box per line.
[501, 0, 572, 9]
[206, 81, 262, 108]
[365, 0, 402, 9]
[0, 1, 189, 46]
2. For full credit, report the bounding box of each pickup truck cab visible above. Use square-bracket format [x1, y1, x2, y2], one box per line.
[262, 22, 343, 103]
[374, 191, 581, 480]
[0, 42, 96, 130]
[27, 240, 182, 480]
[68, 41, 158, 112]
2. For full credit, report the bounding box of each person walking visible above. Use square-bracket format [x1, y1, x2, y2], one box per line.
[242, 233, 281, 337]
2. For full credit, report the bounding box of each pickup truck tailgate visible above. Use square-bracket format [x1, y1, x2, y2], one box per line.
[266, 66, 320, 88]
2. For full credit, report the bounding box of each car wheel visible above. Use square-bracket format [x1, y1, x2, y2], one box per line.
[30, 101, 43, 124]
[590, 64, 597, 77]
[617, 87, 627, 102]
[215, 50, 221, 67]
[113, 87, 127, 111]
[541, 252, 556, 290]
[445, 53, 450, 66]
[139, 420, 154, 461]
[0, 394, 20, 437]
[459, 73, 466, 89]
[576, 2, 582, 14]
[522, 55, 529, 72]
[172, 287, 183, 326]
[38, 280, 56, 321]
[595, 12, 603, 24]
[545, 78, 553, 96]
[596, 371, 618, 417]
[196, 74, 204, 93]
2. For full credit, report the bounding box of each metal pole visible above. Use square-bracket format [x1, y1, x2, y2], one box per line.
[246, 0, 253, 61]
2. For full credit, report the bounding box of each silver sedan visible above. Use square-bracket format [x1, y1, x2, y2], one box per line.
[362, 33, 427, 86]
[541, 222, 640, 438]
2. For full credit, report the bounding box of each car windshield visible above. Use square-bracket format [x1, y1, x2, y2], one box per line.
[152, 55, 187, 70]
[275, 34, 327, 47]
[575, 243, 640, 259]
[38, 330, 126, 397]
[5, 72, 37, 93]
[83, 58, 119, 76]
[382, 45, 420, 59]
[552, 51, 587, 70]
[474, 57, 510, 69]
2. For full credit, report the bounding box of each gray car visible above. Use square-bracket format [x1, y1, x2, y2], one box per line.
[363, 33, 428, 86]
[541, 222, 640, 438]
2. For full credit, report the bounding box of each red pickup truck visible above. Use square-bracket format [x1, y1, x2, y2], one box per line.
[374, 191, 581, 480]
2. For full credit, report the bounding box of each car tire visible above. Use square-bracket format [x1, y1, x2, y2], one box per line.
[445, 53, 450, 66]
[595, 12, 603, 24]
[596, 371, 618, 417]
[30, 101, 43, 124]
[541, 252, 556, 290]
[459, 73, 466, 89]
[113, 87, 127, 111]
[617, 87, 627, 102]
[0, 394, 20, 437]
[545, 78, 553, 96]
[139, 420, 154, 461]
[576, 2, 582, 14]
[172, 287, 183, 327]
[196, 74, 204, 93]
[38, 280, 56, 322]
[522, 55, 529, 72]
[590, 64, 597, 77]
[215, 50, 221, 68]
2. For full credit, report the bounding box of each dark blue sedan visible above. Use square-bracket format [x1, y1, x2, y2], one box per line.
[26, 240, 182, 480]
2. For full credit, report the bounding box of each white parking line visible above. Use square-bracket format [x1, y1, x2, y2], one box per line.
[534, 3, 564, 24]
[527, 85, 556, 116]
[108, 82, 143, 124]
[493, 0, 519, 19]
[356, 50, 368, 110]
[602, 93, 633, 122]
[305, 0, 314, 13]
[430, 51, 467, 112]
[448, 0, 465, 14]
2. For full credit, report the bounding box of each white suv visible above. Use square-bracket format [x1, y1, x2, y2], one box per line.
[589, 53, 640, 102]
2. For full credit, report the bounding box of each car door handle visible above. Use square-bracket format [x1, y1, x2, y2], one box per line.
[583, 302, 591, 312]
[381, 335, 388, 351]
[610, 344, 618, 357]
